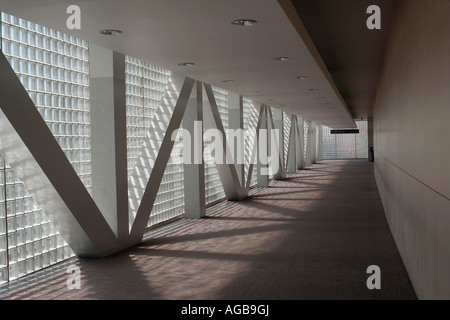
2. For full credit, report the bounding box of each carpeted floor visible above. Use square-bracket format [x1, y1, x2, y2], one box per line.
[0, 160, 417, 300]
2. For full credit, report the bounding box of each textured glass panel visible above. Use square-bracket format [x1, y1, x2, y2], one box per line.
[1, 13, 80, 283]
[336, 134, 356, 159]
[303, 120, 309, 163]
[0, 156, 6, 284]
[0, 155, 75, 282]
[322, 127, 337, 160]
[321, 121, 369, 160]
[125, 56, 172, 177]
[124, 56, 183, 228]
[1, 12, 92, 193]
[204, 87, 228, 205]
[355, 121, 369, 159]
[283, 112, 292, 168]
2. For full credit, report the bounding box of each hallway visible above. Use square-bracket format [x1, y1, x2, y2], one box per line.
[1, 161, 416, 300]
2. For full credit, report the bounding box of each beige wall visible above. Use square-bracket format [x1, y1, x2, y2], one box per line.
[374, 0, 450, 299]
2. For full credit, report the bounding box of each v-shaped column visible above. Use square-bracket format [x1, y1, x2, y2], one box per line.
[0, 51, 117, 257]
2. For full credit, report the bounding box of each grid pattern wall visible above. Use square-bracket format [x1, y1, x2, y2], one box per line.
[147, 144, 185, 227]
[322, 121, 369, 160]
[1, 13, 92, 193]
[124, 56, 184, 228]
[303, 120, 309, 164]
[0, 155, 75, 284]
[125, 56, 172, 177]
[204, 87, 228, 205]
[283, 112, 292, 169]
[315, 124, 320, 159]
[243, 98, 259, 188]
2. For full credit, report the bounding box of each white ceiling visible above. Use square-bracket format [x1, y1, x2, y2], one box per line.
[0, 0, 356, 128]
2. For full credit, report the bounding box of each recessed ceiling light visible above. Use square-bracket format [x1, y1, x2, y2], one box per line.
[249, 91, 260, 94]
[273, 57, 290, 61]
[177, 62, 195, 67]
[295, 76, 308, 80]
[231, 19, 258, 26]
[318, 97, 327, 100]
[222, 80, 234, 83]
[99, 29, 123, 36]
[309, 88, 319, 92]
[266, 98, 275, 101]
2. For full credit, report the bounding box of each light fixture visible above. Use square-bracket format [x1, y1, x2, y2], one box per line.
[295, 76, 308, 80]
[318, 97, 327, 100]
[266, 98, 275, 102]
[249, 90, 260, 94]
[177, 62, 195, 67]
[273, 57, 290, 61]
[309, 88, 319, 92]
[231, 19, 258, 26]
[99, 29, 123, 36]
[222, 80, 234, 83]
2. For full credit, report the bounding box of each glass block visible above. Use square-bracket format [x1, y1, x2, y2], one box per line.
[0, 218, 6, 234]
[8, 263, 18, 281]
[0, 234, 6, 249]
[8, 247, 18, 264]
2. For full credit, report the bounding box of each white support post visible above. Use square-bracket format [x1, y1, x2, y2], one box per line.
[311, 123, 317, 164]
[296, 116, 305, 170]
[183, 81, 206, 219]
[305, 120, 312, 167]
[287, 115, 297, 174]
[90, 45, 129, 244]
[269, 108, 285, 180]
[317, 125, 324, 162]
[245, 103, 264, 192]
[257, 106, 270, 188]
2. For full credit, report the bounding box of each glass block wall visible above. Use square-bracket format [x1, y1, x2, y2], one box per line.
[243, 97, 259, 188]
[0, 155, 75, 284]
[125, 56, 172, 177]
[204, 87, 228, 205]
[124, 56, 184, 228]
[303, 120, 309, 164]
[0, 12, 90, 283]
[283, 111, 292, 169]
[1, 12, 92, 193]
[322, 120, 369, 160]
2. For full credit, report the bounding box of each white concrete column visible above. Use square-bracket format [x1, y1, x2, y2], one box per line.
[90, 44, 128, 243]
[183, 81, 206, 219]
[317, 125, 324, 162]
[287, 115, 297, 174]
[305, 120, 312, 167]
[296, 116, 305, 170]
[311, 123, 317, 164]
[270, 108, 285, 180]
[257, 106, 269, 187]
